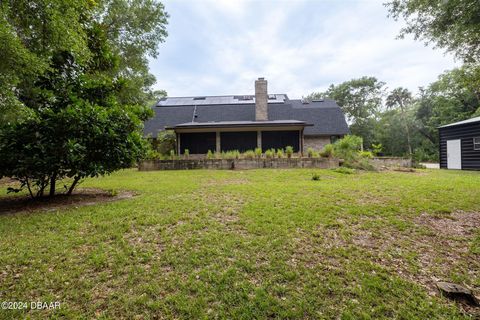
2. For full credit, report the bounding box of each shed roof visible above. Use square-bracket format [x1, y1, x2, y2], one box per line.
[438, 116, 480, 128]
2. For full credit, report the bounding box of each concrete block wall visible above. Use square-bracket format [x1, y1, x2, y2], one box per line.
[139, 158, 339, 171]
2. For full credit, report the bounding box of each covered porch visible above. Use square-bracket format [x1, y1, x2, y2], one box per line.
[166, 120, 311, 155]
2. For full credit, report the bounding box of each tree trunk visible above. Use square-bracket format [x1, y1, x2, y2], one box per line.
[49, 173, 57, 197]
[66, 177, 80, 195]
[25, 178, 34, 199]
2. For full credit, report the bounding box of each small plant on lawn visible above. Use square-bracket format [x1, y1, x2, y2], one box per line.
[184, 149, 190, 159]
[243, 150, 255, 160]
[276, 149, 284, 158]
[320, 144, 334, 158]
[265, 149, 274, 159]
[285, 146, 294, 158]
[206, 150, 214, 160]
[255, 147, 262, 159]
[311, 173, 321, 181]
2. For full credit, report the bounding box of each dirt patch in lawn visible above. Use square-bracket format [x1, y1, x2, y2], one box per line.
[0, 188, 137, 215]
[346, 212, 480, 314]
[415, 211, 480, 237]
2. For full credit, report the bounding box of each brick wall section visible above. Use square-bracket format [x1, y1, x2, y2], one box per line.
[304, 136, 331, 151]
[139, 158, 339, 171]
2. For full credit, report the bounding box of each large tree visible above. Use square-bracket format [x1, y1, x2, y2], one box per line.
[308, 76, 385, 148]
[386, 0, 480, 63]
[0, 0, 168, 198]
[386, 87, 414, 156]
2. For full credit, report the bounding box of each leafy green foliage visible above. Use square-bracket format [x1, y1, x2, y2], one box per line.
[265, 149, 274, 159]
[255, 147, 263, 159]
[320, 144, 335, 158]
[371, 143, 383, 156]
[0, 0, 168, 197]
[207, 150, 214, 160]
[153, 130, 176, 155]
[276, 149, 285, 158]
[285, 146, 294, 158]
[386, 0, 480, 63]
[309, 77, 385, 148]
[311, 173, 321, 180]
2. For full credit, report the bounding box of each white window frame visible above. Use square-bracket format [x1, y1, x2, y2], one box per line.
[474, 137, 480, 151]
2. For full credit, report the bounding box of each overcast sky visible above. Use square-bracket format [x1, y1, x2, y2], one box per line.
[149, 0, 459, 98]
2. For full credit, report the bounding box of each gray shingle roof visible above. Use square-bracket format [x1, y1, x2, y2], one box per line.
[144, 96, 349, 138]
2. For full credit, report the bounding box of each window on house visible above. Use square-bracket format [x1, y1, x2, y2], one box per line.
[474, 137, 480, 150]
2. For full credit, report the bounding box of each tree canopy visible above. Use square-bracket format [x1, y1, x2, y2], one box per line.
[0, 0, 168, 198]
[386, 0, 480, 63]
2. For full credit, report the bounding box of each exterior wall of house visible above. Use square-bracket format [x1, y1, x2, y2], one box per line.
[439, 122, 480, 170]
[304, 135, 332, 151]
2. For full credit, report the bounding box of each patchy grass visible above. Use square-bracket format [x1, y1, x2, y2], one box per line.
[0, 169, 479, 319]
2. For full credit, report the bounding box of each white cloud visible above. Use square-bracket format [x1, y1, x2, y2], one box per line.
[151, 0, 458, 98]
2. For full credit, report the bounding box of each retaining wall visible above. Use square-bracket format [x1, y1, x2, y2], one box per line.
[371, 157, 412, 168]
[139, 158, 339, 171]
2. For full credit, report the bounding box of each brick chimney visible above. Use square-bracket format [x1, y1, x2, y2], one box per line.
[255, 77, 268, 121]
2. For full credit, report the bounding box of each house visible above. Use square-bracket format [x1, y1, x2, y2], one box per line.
[144, 78, 349, 155]
[439, 116, 480, 170]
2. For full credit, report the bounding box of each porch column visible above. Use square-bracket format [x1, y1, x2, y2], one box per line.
[300, 129, 304, 155]
[176, 133, 181, 155]
[216, 131, 221, 152]
[257, 131, 262, 151]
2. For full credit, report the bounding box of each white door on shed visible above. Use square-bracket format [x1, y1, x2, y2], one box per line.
[447, 139, 462, 169]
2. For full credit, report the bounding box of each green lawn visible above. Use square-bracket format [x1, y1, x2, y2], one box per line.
[1, 168, 479, 319]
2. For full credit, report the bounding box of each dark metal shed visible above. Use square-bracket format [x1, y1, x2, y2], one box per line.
[438, 116, 480, 170]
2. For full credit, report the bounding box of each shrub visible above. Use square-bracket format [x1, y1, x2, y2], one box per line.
[285, 146, 294, 158]
[371, 143, 383, 156]
[155, 130, 176, 155]
[145, 149, 162, 160]
[255, 147, 262, 159]
[276, 149, 284, 158]
[343, 157, 376, 171]
[332, 135, 376, 171]
[320, 144, 334, 158]
[169, 150, 176, 160]
[243, 150, 255, 160]
[359, 150, 373, 159]
[206, 150, 214, 159]
[311, 173, 321, 181]
[333, 135, 363, 161]
[184, 149, 190, 159]
[0, 103, 151, 198]
[307, 147, 315, 158]
[333, 167, 356, 174]
[222, 150, 240, 160]
[265, 149, 274, 159]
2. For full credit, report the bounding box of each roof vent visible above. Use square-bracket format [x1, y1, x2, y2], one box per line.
[268, 94, 276, 100]
[312, 99, 324, 102]
[301, 97, 310, 104]
[193, 97, 206, 100]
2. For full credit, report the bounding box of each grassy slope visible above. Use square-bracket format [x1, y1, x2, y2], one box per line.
[0, 169, 479, 319]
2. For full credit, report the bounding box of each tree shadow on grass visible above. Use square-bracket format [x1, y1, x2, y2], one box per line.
[0, 188, 136, 215]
